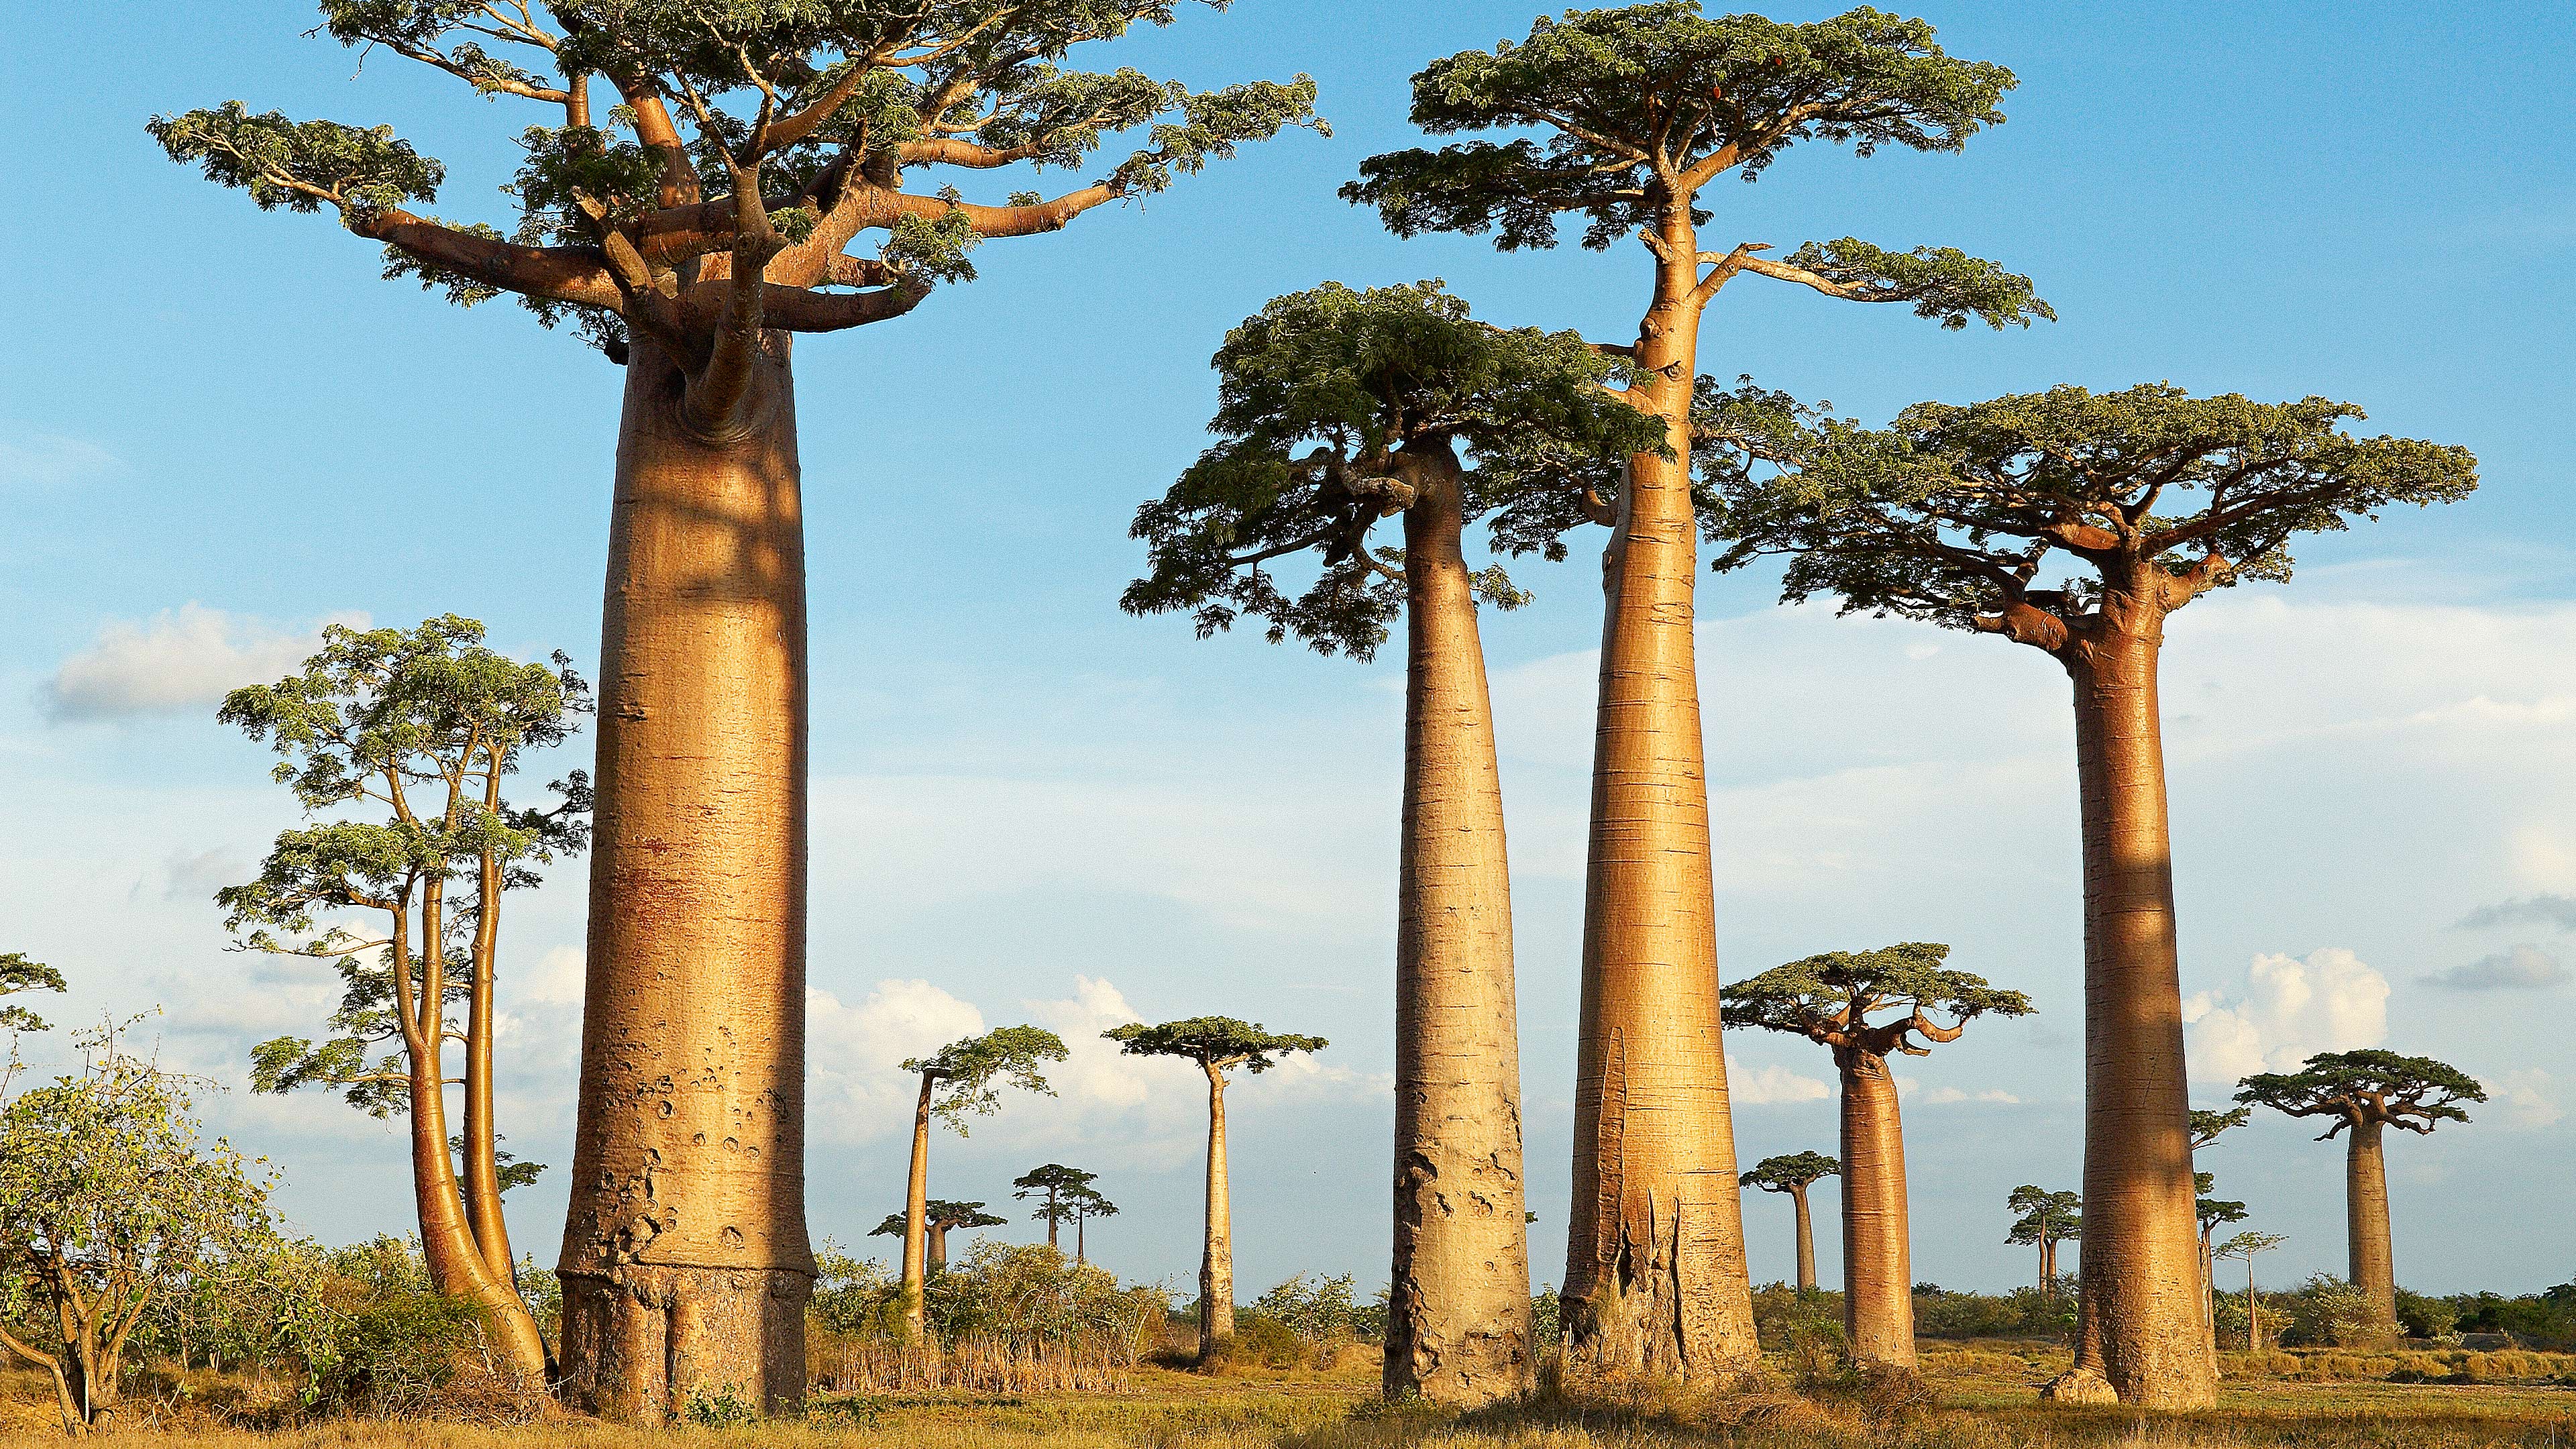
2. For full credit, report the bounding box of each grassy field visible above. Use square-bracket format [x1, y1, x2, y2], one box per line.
[15, 1342, 2576, 1448]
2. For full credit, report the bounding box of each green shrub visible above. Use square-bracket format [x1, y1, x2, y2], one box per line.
[2396, 1286, 2459, 1340]
[2280, 1273, 2379, 1348]
[1208, 1311, 1305, 1372]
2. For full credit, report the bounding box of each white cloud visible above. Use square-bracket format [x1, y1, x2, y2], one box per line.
[42, 604, 361, 722]
[2456, 895, 2576, 932]
[807, 979, 989, 1146]
[2493, 1070, 2563, 1131]
[2183, 947, 2390, 1083]
[0, 431, 120, 488]
[2423, 944, 2571, 992]
[1732, 1063, 1832, 1105]
[1904, 1080, 2022, 1106]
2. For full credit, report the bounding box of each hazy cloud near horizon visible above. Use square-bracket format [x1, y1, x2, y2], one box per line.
[41, 605, 360, 722]
[2422, 943, 2571, 992]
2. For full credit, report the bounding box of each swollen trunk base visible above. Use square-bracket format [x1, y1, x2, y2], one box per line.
[558, 1267, 809, 1422]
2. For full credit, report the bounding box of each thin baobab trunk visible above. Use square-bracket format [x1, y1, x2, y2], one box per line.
[1566, 207, 1758, 1377]
[2050, 586, 2215, 1409]
[1790, 1185, 1817, 1293]
[1837, 1049, 1914, 1368]
[2039, 1237, 2055, 1295]
[2346, 1118, 2400, 1338]
[461, 767, 519, 1289]
[1385, 445, 1533, 1405]
[1075, 1214, 1087, 1263]
[1199, 1062, 1236, 1359]
[901, 1074, 934, 1343]
[558, 333, 813, 1424]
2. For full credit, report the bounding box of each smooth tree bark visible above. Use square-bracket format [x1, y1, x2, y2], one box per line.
[1739, 1153, 1838, 1293]
[156, 7, 1319, 1419]
[1724, 945, 2031, 1369]
[2237, 1050, 2483, 1339]
[888, 1028, 1067, 1340]
[1201, 1061, 1238, 1352]
[1345, 11, 2044, 1376]
[1713, 385, 2477, 1406]
[1126, 281, 1654, 1402]
[903, 1073, 936, 1336]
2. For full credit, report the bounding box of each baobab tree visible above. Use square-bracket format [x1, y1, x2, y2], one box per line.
[217, 617, 588, 1383]
[2194, 1172, 2247, 1346]
[152, 3, 1320, 1419]
[1012, 1164, 1100, 1252]
[2006, 1187, 2081, 1298]
[1064, 1183, 1118, 1263]
[2237, 1050, 2485, 1340]
[896, 1028, 1067, 1340]
[1721, 943, 2031, 1368]
[2213, 1230, 2286, 1349]
[1711, 384, 2477, 1405]
[869, 1201, 1004, 1273]
[1344, 5, 2047, 1376]
[1739, 1152, 1839, 1293]
[1105, 1018, 1324, 1363]
[1124, 279, 1656, 1403]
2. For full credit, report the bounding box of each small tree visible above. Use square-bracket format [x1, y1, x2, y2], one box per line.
[1721, 943, 2031, 1366]
[218, 616, 586, 1382]
[1739, 1152, 1839, 1293]
[2193, 1171, 2247, 1343]
[1013, 1164, 1099, 1252]
[2006, 1187, 2082, 1298]
[870, 1201, 1004, 1273]
[1104, 1018, 1324, 1362]
[1344, 9, 2047, 1375]
[894, 1027, 1067, 1340]
[2236, 1050, 2483, 1339]
[2213, 1231, 2287, 1349]
[1066, 1183, 1119, 1264]
[1125, 279, 1654, 1403]
[1713, 384, 2475, 1405]
[0, 1023, 277, 1432]
[0, 953, 65, 1101]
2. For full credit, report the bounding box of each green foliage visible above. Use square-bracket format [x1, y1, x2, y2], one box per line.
[2282, 1273, 2381, 1348]
[1345, 3, 2016, 250]
[2237, 1049, 2485, 1140]
[1527, 1285, 1560, 1349]
[2397, 1288, 2461, 1342]
[918, 1242, 1167, 1351]
[2005, 1185, 2081, 1246]
[1251, 1273, 1358, 1345]
[1124, 280, 1661, 659]
[2450, 1287, 2576, 1352]
[2196, 1171, 2248, 1236]
[1016, 1163, 1114, 1232]
[1909, 1283, 2076, 1341]
[1103, 1016, 1326, 1073]
[1741, 1150, 1840, 1193]
[1721, 941, 2033, 1055]
[1712, 384, 2481, 642]
[870, 1200, 1008, 1240]
[149, 101, 444, 217]
[0, 952, 65, 1036]
[904, 1025, 1069, 1133]
[2192, 1105, 2254, 1148]
[1209, 1311, 1306, 1371]
[1774, 237, 2053, 330]
[812, 1239, 898, 1336]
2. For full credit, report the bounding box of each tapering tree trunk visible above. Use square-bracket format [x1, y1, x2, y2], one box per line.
[1076, 1214, 1087, 1264]
[1565, 217, 1758, 1379]
[2038, 1238, 2053, 1296]
[900, 1074, 934, 1344]
[1384, 444, 1532, 1406]
[928, 1224, 950, 1273]
[2045, 599, 2216, 1409]
[1837, 1050, 1915, 1368]
[461, 821, 519, 1288]
[2347, 1118, 2400, 1339]
[1790, 1186, 1817, 1293]
[557, 333, 813, 1423]
[1044, 1189, 1059, 1251]
[1199, 1063, 1235, 1361]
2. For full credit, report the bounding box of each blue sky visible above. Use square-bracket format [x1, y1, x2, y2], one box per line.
[1, 0, 2571, 1303]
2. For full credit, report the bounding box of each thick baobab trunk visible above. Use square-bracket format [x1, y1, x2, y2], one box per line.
[1199, 1063, 1236, 1360]
[557, 333, 814, 1423]
[2045, 602, 2216, 1409]
[1837, 1051, 1915, 1368]
[2347, 1119, 2400, 1338]
[1384, 445, 1533, 1405]
[1566, 225, 1758, 1379]
[1790, 1186, 1817, 1293]
[900, 1075, 934, 1343]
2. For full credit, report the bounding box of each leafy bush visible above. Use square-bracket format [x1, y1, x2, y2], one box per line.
[1253, 1273, 1358, 1345]
[1206, 1311, 1306, 1371]
[2448, 1284, 2576, 1350]
[2396, 1286, 2459, 1341]
[1530, 1286, 1562, 1349]
[2279, 1274, 2379, 1348]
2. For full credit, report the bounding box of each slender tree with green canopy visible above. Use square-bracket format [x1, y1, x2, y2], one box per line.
[869, 1200, 1004, 1273]
[1063, 1182, 1117, 1263]
[896, 1027, 1067, 1341]
[1343, 5, 2047, 1376]
[1012, 1164, 1099, 1252]
[217, 616, 589, 1384]
[2236, 1050, 2484, 1340]
[2193, 1171, 2246, 1346]
[0, 954, 66, 1104]
[2212, 1230, 2286, 1349]
[1124, 279, 1658, 1403]
[1711, 384, 2477, 1405]
[152, 5, 1320, 1418]
[1739, 1152, 1838, 1293]
[2190, 1106, 2251, 1152]
[0, 1022, 278, 1434]
[2005, 1187, 2081, 1298]
[1721, 943, 2031, 1367]
[1104, 1018, 1324, 1364]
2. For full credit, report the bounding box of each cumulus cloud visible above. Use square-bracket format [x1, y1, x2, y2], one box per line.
[2492, 1070, 2563, 1131]
[2182, 947, 2390, 1083]
[2456, 895, 2576, 933]
[2422, 944, 2571, 992]
[42, 604, 361, 722]
[1732, 1063, 1831, 1105]
[807, 979, 989, 1146]
[1, 431, 121, 488]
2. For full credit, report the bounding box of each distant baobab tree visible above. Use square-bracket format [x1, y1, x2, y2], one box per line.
[1721, 943, 2033, 1367]
[1344, 7, 2047, 1376]
[2213, 1230, 2287, 1349]
[1125, 279, 1656, 1405]
[2237, 1050, 2485, 1339]
[2006, 1187, 2081, 1298]
[1106, 1018, 1324, 1364]
[870, 1201, 1004, 1274]
[1063, 1183, 1118, 1263]
[1012, 1165, 1100, 1253]
[1712, 384, 2477, 1405]
[152, 3, 1319, 1420]
[895, 1029, 1067, 1341]
[217, 617, 588, 1383]
[1739, 1152, 1839, 1292]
